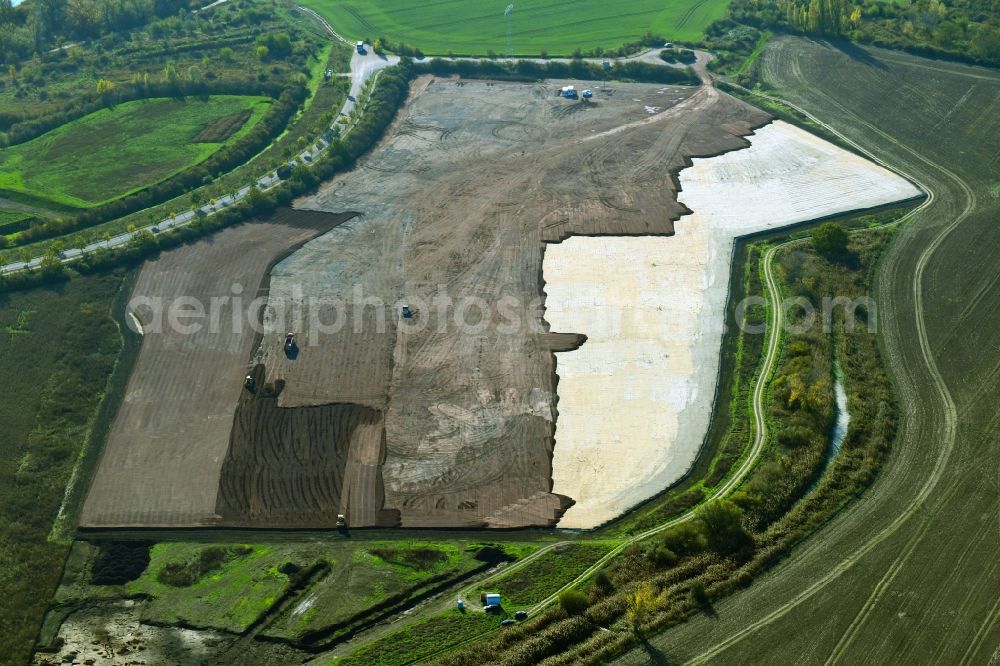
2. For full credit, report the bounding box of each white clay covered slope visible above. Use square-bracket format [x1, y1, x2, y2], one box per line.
[547, 120, 920, 529]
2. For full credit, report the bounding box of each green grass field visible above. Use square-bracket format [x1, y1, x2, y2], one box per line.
[264, 541, 506, 641]
[0, 96, 270, 209]
[0, 208, 36, 237]
[127, 543, 299, 632]
[298, 0, 729, 56]
[0, 209, 31, 225]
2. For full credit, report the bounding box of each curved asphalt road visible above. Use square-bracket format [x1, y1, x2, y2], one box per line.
[0, 14, 399, 276]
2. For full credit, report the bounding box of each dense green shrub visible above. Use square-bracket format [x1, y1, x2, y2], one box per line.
[697, 500, 753, 556]
[594, 570, 615, 594]
[660, 522, 707, 557]
[90, 541, 153, 585]
[559, 589, 590, 615]
[812, 222, 850, 258]
[156, 545, 253, 587]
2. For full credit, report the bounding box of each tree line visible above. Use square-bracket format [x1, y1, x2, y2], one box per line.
[726, 0, 1000, 65]
[410, 57, 700, 86]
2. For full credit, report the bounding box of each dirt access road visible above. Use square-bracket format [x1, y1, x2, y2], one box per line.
[614, 38, 1000, 665]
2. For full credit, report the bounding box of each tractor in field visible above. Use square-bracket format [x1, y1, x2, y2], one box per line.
[284, 332, 298, 357]
[561, 85, 578, 99]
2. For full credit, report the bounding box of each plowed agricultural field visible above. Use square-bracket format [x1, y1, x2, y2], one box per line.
[80, 209, 353, 528]
[614, 37, 1000, 665]
[271, 77, 769, 528]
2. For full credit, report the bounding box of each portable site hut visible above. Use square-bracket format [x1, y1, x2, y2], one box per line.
[485, 593, 501, 607]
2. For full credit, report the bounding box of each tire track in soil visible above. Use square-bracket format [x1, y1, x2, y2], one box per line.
[670, 41, 982, 664]
[675, 0, 708, 29]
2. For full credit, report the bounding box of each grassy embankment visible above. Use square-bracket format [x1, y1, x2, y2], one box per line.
[0, 273, 126, 664]
[475, 543, 615, 609]
[298, 0, 729, 55]
[0, 96, 270, 209]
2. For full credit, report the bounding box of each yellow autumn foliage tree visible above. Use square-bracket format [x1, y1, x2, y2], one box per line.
[625, 581, 667, 634]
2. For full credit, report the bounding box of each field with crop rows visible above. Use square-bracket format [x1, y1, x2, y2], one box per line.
[0, 95, 270, 208]
[612, 37, 1000, 664]
[298, 0, 729, 55]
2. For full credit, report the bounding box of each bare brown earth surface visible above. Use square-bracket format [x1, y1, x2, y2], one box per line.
[247, 76, 771, 528]
[83, 78, 770, 530]
[215, 364, 398, 527]
[80, 210, 354, 528]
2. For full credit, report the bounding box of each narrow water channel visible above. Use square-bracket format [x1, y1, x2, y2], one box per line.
[830, 361, 850, 456]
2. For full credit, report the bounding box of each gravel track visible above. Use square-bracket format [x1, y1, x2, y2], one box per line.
[613, 37, 999, 665]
